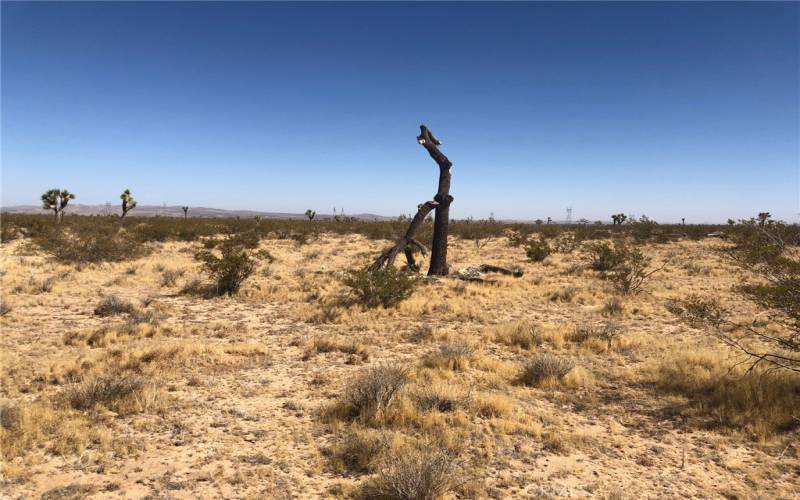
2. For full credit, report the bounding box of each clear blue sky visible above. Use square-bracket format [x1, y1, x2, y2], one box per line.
[2, 2, 798, 222]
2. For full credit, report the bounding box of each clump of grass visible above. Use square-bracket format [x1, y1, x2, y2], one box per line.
[360, 446, 460, 500]
[602, 296, 624, 316]
[570, 322, 624, 348]
[549, 285, 577, 303]
[327, 427, 389, 473]
[520, 354, 576, 387]
[160, 268, 185, 287]
[303, 337, 369, 362]
[492, 321, 540, 350]
[648, 352, 800, 440]
[411, 383, 472, 413]
[342, 267, 420, 308]
[407, 324, 437, 343]
[63, 374, 163, 415]
[423, 343, 476, 371]
[94, 295, 137, 317]
[337, 365, 410, 423]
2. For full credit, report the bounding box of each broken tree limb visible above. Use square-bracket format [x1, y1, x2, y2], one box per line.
[417, 125, 453, 277]
[369, 200, 438, 272]
[456, 264, 524, 283]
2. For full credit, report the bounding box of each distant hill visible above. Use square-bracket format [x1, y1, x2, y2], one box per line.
[0, 204, 395, 221]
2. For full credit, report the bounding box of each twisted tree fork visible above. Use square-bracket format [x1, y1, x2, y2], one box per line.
[418, 125, 453, 276]
[370, 125, 452, 274]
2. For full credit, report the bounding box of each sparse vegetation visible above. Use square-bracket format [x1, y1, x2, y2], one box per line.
[342, 267, 420, 308]
[195, 237, 256, 295]
[520, 354, 575, 386]
[337, 364, 410, 422]
[525, 237, 551, 262]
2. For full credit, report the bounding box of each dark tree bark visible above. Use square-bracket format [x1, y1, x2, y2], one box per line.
[370, 200, 438, 272]
[417, 125, 453, 276]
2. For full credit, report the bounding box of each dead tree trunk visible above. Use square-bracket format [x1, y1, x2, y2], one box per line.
[370, 201, 438, 272]
[417, 125, 453, 276]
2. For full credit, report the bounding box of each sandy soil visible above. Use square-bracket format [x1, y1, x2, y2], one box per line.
[1, 234, 797, 499]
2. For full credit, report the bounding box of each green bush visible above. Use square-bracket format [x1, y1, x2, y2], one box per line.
[525, 237, 551, 262]
[584, 241, 627, 271]
[342, 267, 420, 308]
[195, 240, 255, 296]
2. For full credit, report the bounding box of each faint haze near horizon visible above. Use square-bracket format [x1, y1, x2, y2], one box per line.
[2, 2, 798, 223]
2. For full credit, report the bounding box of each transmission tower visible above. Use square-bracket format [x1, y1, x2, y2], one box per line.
[566, 207, 573, 224]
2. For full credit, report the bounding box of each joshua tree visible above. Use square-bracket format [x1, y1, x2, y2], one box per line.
[182, 206, 189, 219]
[305, 209, 316, 221]
[546, 217, 552, 225]
[611, 213, 628, 225]
[681, 218, 685, 225]
[41, 189, 75, 221]
[727, 218, 736, 226]
[120, 189, 137, 219]
[757, 212, 772, 226]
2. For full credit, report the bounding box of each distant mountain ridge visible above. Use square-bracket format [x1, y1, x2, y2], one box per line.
[0, 204, 394, 221]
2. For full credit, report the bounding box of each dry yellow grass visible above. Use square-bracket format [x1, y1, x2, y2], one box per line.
[1, 235, 798, 498]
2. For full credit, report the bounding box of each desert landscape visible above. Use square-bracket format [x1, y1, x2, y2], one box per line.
[0, 214, 798, 499]
[3, 2, 798, 498]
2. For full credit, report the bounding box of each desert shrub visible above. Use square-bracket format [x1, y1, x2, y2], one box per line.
[328, 427, 388, 473]
[0, 301, 11, 317]
[360, 447, 460, 500]
[340, 365, 410, 422]
[94, 295, 137, 317]
[423, 343, 476, 371]
[64, 374, 148, 412]
[342, 267, 420, 308]
[551, 232, 579, 253]
[607, 246, 664, 294]
[584, 241, 627, 271]
[584, 240, 664, 294]
[525, 237, 551, 262]
[195, 239, 255, 296]
[503, 229, 526, 247]
[520, 354, 575, 386]
[411, 384, 472, 413]
[160, 268, 185, 287]
[493, 321, 540, 350]
[570, 322, 623, 347]
[549, 285, 578, 302]
[602, 297, 624, 316]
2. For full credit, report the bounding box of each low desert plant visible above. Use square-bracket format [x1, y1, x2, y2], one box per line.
[584, 241, 627, 272]
[585, 240, 665, 294]
[493, 321, 540, 350]
[423, 343, 476, 371]
[525, 237, 551, 262]
[360, 446, 460, 500]
[411, 383, 472, 413]
[520, 354, 575, 386]
[339, 364, 410, 422]
[195, 239, 255, 295]
[160, 268, 185, 287]
[64, 374, 159, 414]
[94, 295, 137, 317]
[342, 267, 420, 308]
